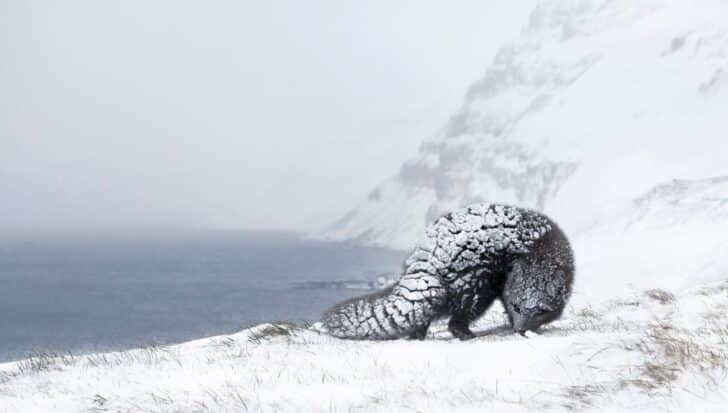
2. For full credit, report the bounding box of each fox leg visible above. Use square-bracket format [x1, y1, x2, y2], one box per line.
[448, 290, 499, 340]
[408, 321, 431, 340]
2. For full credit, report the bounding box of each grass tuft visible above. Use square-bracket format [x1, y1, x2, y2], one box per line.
[248, 323, 300, 343]
[644, 289, 676, 305]
[627, 320, 728, 394]
[16, 351, 75, 375]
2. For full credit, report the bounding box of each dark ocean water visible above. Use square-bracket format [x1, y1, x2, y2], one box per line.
[0, 231, 407, 362]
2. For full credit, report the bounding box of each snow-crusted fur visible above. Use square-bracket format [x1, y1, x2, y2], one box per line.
[502, 222, 574, 334]
[321, 203, 575, 340]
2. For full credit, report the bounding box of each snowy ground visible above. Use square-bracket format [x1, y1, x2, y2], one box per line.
[2, 178, 728, 412]
[1, 283, 727, 412]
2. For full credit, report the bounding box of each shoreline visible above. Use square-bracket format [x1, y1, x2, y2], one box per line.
[2, 280, 727, 412]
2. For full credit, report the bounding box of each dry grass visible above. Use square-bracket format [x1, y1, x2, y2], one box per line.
[625, 319, 728, 396]
[644, 289, 676, 305]
[248, 323, 300, 344]
[561, 382, 615, 410]
[4, 343, 186, 387]
[698, 280, 728, 296]
[16, 351, 75, 375]
[554, 286, 728, 410]
[83, 344, 182, 369]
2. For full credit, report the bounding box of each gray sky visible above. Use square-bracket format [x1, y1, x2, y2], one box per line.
[1, 1, 533, 233]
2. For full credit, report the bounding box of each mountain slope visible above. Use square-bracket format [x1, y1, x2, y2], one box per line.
[320, 0, 728, 249]
[574, 176, 728, 306]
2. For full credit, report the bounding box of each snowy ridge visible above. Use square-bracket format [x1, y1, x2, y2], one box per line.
[320, 0, 728, 249]
[574, 176, 728, 306]
[626, 176, 728, 230]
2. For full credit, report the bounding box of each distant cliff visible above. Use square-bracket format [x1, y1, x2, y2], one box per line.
[319, 0, 728, 249]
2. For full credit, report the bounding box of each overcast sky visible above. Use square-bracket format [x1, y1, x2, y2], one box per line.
[1, 1, 534, 233]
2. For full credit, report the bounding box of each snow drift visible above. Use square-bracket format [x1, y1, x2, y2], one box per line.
[573, 175, 728, 304]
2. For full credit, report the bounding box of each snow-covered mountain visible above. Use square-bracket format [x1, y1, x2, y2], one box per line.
[321, 0, 728, 249]
[574, 175, 728, 304]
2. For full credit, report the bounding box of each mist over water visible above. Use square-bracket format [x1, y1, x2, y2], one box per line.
[0, 231, 406, 362]
[0, 1, 532, 233]
[0, 1, 538, 363]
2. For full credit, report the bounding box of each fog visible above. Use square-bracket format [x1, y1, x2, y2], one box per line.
[1, 1, 533, 234]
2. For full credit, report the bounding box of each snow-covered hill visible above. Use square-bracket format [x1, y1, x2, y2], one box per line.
[320, 0, 728, 249]
[574, 176, 728, 305]
[2, 177, 727, 412]
[3, 283, 727, 412]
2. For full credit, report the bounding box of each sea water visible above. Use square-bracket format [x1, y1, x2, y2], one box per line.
[0, 231, 406, 362]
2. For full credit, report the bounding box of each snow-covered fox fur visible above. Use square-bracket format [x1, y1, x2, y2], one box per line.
[321, 204, 574, 340]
